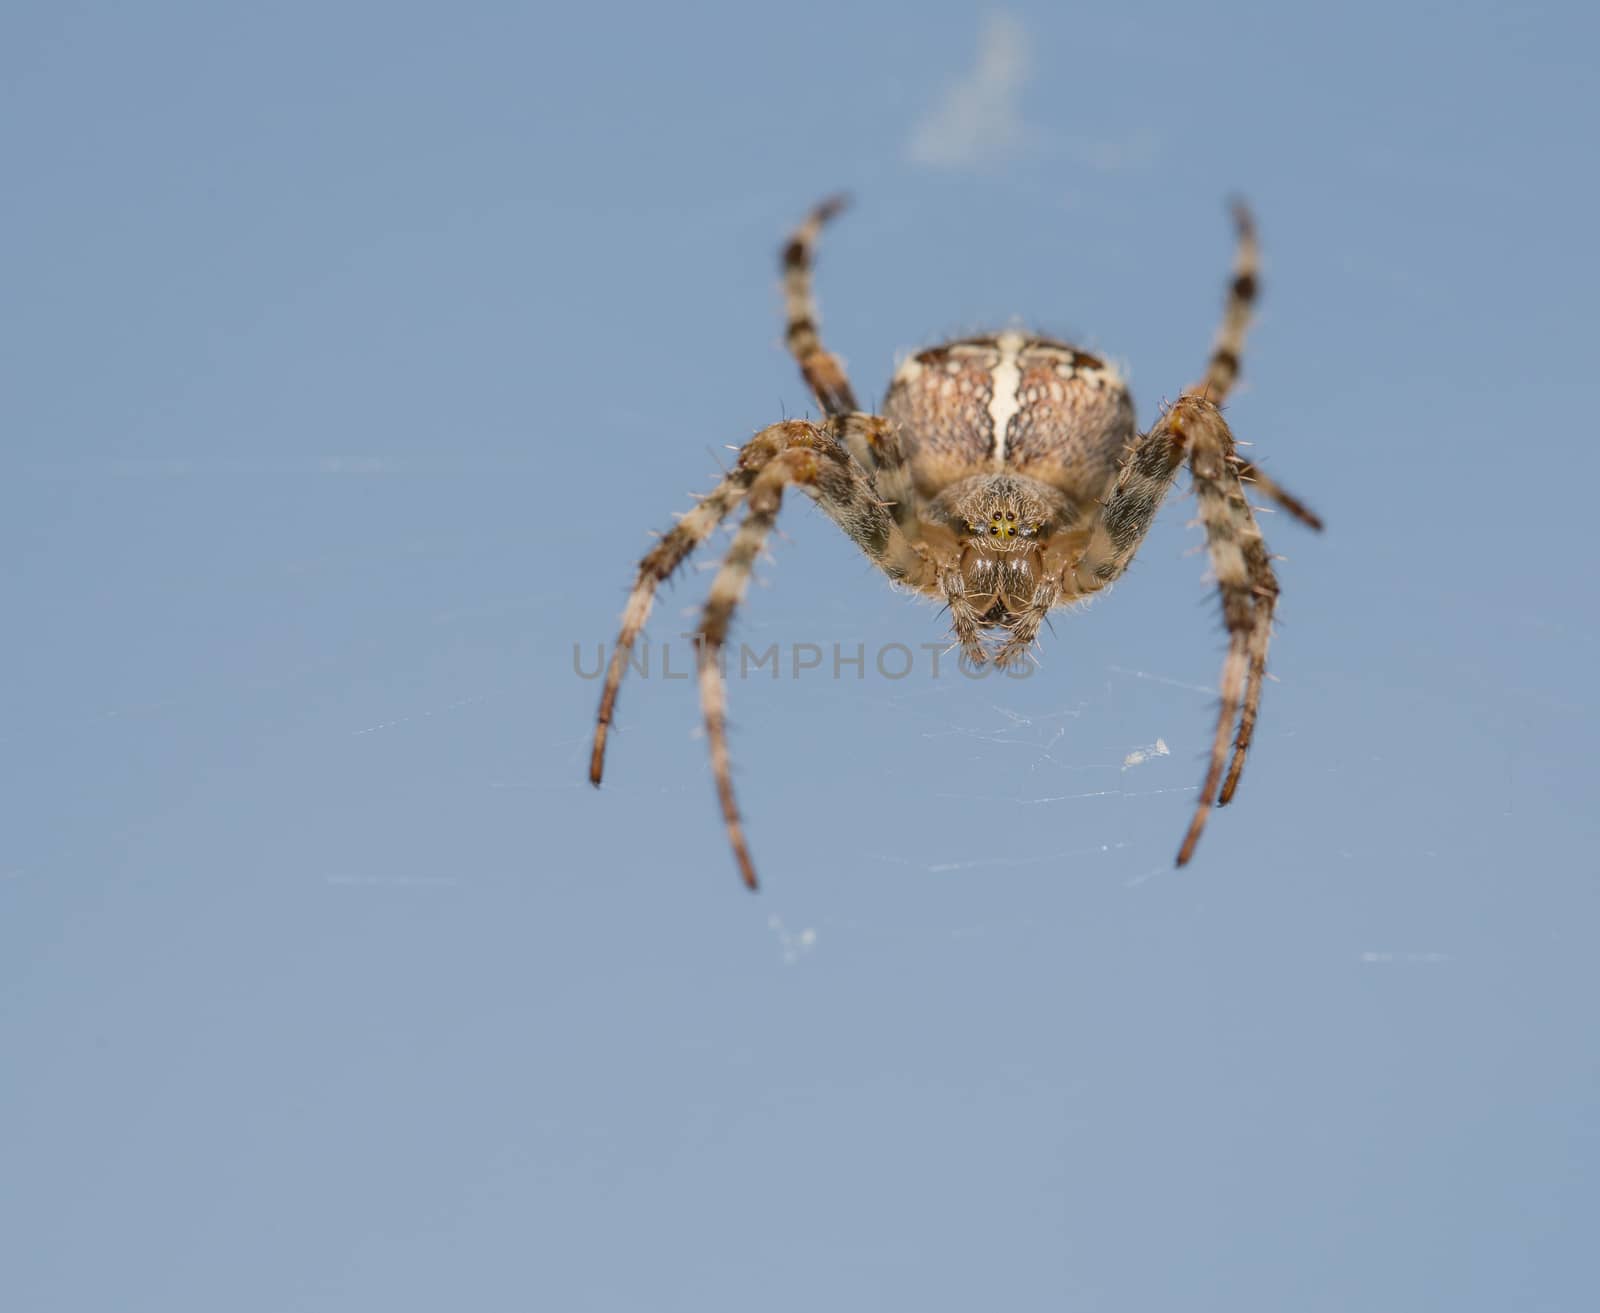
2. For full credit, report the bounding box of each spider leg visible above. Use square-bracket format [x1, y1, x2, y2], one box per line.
[834, 412, 918, 530]
[1181, 205, 1323, 811]
[1066, 439, 1324, 593]
[1236, 457, 1324, 532]
[783, 195, 860, 417]
[590, 423, 799, 785]
[590, 481, 750, 785]
[591, 419, 915, 789]
[1068, 398, 1280, 864]
[1188, 202, 1326, 531]
[792, 418, 930, 582]
[1065, 426, 1187, 596]
[1194, 200, 1259, 404]
[1162, 397, 1277, 866]
[1061, 206, 1320, 856]
[1218, 533, 1278, 806]
[695, 447, 828, 890]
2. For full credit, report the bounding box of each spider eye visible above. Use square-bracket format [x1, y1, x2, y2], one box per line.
[1019, 525, 1036, 537]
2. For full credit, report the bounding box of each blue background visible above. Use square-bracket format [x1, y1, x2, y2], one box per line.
[4, 2, 1595, 1309]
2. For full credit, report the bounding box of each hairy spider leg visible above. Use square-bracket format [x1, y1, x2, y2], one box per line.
[1196, 200, 1259, 404]
[592, 419, 922, 887]
[783, 194, 859, 417]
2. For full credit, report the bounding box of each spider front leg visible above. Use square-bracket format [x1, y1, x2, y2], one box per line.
[695, 449, 822, 889]
[588, 420, 851, 779]
[693, 438, 919, 889]
[588, 424, 794, 786]
[593, 414, 919, 887]
[1069, 396, 1278, 866]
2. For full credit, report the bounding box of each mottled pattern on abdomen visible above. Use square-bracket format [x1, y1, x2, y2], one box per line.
[881, 338, 1002, 494]
[1003, 341, 1137, 496]
[882, 334, 1137, 505]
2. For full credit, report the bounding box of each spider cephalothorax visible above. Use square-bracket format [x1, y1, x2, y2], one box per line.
[590, 197, 1323, 888]
[919, 470, 1076, 652]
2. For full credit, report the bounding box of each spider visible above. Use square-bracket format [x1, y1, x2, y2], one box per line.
[589, 196, 1322, 889]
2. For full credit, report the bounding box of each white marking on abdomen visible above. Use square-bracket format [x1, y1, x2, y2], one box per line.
[890, 353, 925, 386]
[987, 331, 1025, 465]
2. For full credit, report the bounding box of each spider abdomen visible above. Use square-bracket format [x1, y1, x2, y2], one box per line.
[883, 330, 1137, 503]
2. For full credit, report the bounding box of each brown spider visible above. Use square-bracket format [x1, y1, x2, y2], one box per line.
[590, 196, 1322, 889]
